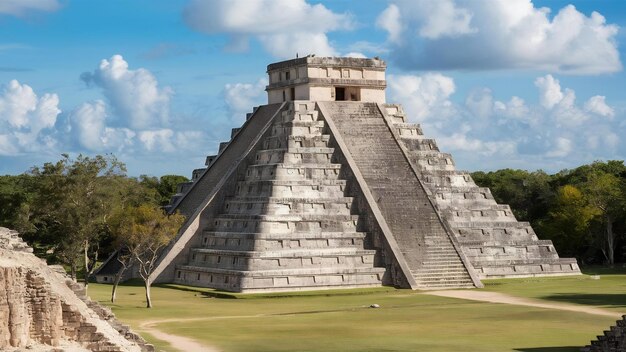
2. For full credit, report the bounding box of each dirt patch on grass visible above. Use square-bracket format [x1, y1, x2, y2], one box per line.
[140, 320, 221, 352]
[426, 290, 622, 318]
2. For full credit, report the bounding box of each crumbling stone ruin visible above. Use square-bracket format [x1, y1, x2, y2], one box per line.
[0, 227, 152, 352]
[108, 56, 579, 293]
[583, 315, 626, 352]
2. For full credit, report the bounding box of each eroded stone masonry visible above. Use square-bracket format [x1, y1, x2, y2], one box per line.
[131, 56, 579, 293]
[0, 227, 151, 352]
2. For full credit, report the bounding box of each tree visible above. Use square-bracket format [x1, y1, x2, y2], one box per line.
[583, 172, 625, 264]
[110, 249, 134, 303]
[0, 175, 35, 232]
[118, 204, 184, 308]
[107, 180, 158, 303]
[27, 154, 126, 287]
[538, 185, 598, 259]
[139, 174, 189, 206]
[471, 169, 554, 222]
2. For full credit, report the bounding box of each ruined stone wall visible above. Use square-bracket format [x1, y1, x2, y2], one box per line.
[0, 227, 149, 351]
[0, 266, 64, 348]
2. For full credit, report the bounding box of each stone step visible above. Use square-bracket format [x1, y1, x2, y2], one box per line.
[415, 277, 474, 283]
[202, 230, 367, 240]
[424, 254, 461, 259]
[421, 265, 467, 270]
[425, 247, 458, 256]
[451, 221, 532, 229]
[416, 283, 475, 289]
[225, 196, 354, 204]
[223, 197, 353, 216]
[423, 246, 457, 250]
[415, 276, 474, 283]
[237, 179, 347, 186]
[421, 260, 465, 265]
[200, 231, 368, 251]
[414, 270, 469, 277]
[213, 214, 359, 221]
[263, 135, 331, 149]
[191, 247, 377, 258]
[253, 148, 335, 165]
[176, 265, 386, 277]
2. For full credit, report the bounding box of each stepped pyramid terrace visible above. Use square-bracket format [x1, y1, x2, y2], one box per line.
[140, 56, 580, 293]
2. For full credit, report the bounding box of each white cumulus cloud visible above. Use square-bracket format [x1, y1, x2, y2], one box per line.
[183, 0, 353, 58]
[0, 80, 60, 155]
[68, 100, 136, 152]
[68, 55, 206, 155]
[376, 4, 403, 43]
[535, 75, 564, 109]
[584, 95, 615, 117]
[534, 74, 601, 127]
[138, 129, 203, 153]
[546, 137, 573, 158]
[224, 78, 268, 123]
[81, 54, 173, 130]
[378, 0, 621, 74]
[387, 73, 456, 121]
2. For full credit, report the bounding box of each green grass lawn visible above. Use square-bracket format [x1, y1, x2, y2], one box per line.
[482, 266, 626, 313]
[88, 269, 626, 352]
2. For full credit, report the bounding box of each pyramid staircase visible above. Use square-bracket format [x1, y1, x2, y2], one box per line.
[317, 102, 479, 289]
[379, 104, 580, 278]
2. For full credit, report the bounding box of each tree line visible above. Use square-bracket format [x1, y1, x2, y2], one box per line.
[0, 154, 186, 307]
[0, 155, 624, 305]
[472, 160, 626, 265]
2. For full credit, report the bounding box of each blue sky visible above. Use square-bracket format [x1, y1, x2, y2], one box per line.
[0, 0, 625, 177]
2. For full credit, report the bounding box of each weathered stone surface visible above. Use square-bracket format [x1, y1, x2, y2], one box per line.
[0, 227, 149, 351]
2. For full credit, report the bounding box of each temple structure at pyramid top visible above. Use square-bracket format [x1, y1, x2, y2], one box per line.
[266, 56, 386, 104]
[120, 56, 580, 293]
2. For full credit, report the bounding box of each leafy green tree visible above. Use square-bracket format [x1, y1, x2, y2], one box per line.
[27, 154, 126, 287]
[471, 169, 554, 222]
[538, 185, 598, 259]
[118, 204, 184, 308]
[139, 174, 188, 206]
[106, 179, 159, 303]
[583, 172, 625, 264]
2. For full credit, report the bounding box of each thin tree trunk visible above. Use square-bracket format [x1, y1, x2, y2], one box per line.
[111, 260, 128, 303]
[70, 263, 77, 282]
[606, 215, 615, 265]
[111, 272, 122, 303]
[84, 239, 90, 291]
[145, 279, 152, 308]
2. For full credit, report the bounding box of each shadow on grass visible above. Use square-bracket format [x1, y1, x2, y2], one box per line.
[541, 293, 626, 309]
[151, 283, 400, 300]
[514, 347, 581, 352]
[581, 265, 626, 276]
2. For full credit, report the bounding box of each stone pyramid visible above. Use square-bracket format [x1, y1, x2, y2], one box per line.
[150, 57, 580, 293]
